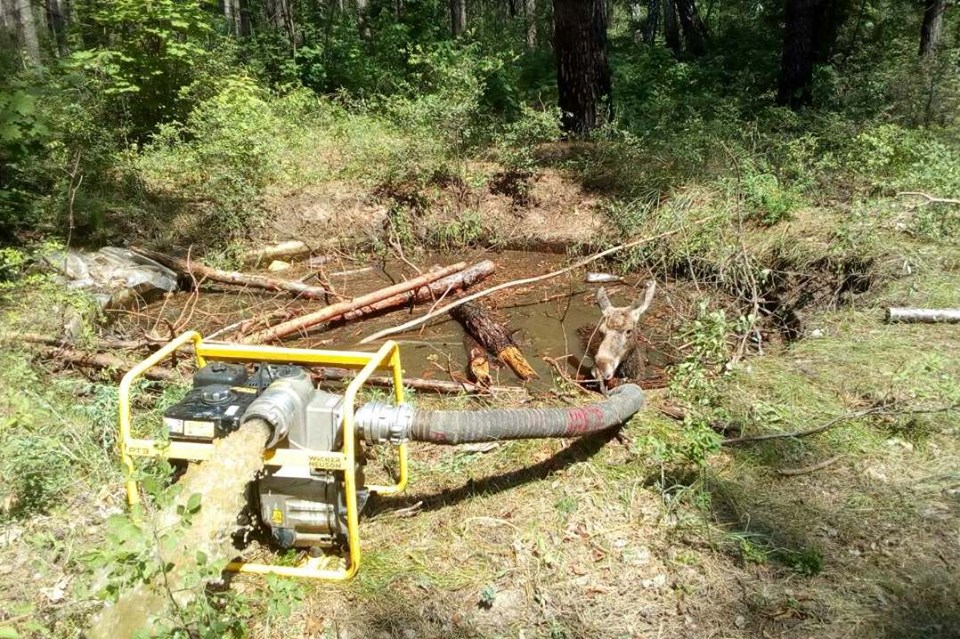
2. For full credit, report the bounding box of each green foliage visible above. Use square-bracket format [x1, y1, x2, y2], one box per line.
[670, 301, 736, 407]
[138, 77, 308, 235]
[67, 0, 217, 134]
[742, 162, 802, 226]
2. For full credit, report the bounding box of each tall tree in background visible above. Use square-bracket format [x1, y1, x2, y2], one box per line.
[553, 0, 611, 134]
[777, 0, 834, 108]
[919, 0, 946, 56]
[525, 0, 536, 48]
[676, 0, 707, 56]
[663, 0, 681, 54]
[1, 0, 40, 64]
[451, 0, 466, 36]
[643, 0, 659, 43]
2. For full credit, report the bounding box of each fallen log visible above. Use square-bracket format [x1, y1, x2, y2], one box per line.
[886, 307, 960, 324]
[35, 347, 178, 381]
[336, 260, 495, 324]
[238, 240, 311, 267]
[130, 247, 335, 301]
[245, 262, 470, 344]
[450, 301, 538, 380]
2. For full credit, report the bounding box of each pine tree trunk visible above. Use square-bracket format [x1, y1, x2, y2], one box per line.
[553, 0, 611, 135]
[919, 0, 946, 57]
[450, 0, 466, 36]
[643, 0, 659, 43]
[525, 0, 537, 48]
[663, 0, 681, 54]
[676, 0, 707, 55]
[777, 0, 831, 108]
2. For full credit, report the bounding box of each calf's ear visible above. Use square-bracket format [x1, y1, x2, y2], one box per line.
[596, 287, 612, 311]
[630, 280, 657, 320]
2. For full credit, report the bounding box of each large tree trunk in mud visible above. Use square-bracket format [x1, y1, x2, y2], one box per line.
[919, 0, 946, 57]
[130, 247, 336, 301]
[450, 301, 538, 380]
[553, 0, 611, 135]
[245, 261, 478, 343]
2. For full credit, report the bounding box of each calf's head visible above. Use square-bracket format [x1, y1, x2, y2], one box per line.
[591, 280, 657, 382]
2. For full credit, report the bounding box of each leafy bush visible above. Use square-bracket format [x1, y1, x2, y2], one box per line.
[138, 76, 308, 234]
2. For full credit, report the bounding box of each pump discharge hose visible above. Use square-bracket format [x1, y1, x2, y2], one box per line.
[357, 383, 645, 446]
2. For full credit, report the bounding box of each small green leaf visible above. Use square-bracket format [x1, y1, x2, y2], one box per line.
[186, 492, 202, 514]
[0, 627, 20, 638]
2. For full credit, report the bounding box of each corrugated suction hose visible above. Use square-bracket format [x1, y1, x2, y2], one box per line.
[406, 383, 644, 445]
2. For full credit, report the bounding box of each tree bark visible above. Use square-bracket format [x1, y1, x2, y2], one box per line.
[245, 262, 472, 343]
[43, 0, 66, 54]
[129, 247, 338, 301]
[464, 334, 492, 386]
[663, 0, 681, 54]
[642, 0, 659, 43]
[450, 0, 466, 36]
[525, 0, 537, 48]
[552, 0, 611, 135]
[450, 301, 538, 380]
[676, 0, 707, 55]
[919, 0, 946, 57]
[13, 0, 39, 65]
[776, 0, 831, 108]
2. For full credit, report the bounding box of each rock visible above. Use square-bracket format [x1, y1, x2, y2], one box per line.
[268, 260, 291, 272]
[735, 614, 746, 629]
[809, 328, 825, 338]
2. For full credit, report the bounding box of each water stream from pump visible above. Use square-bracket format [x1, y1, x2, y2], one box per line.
[88, 420, 272, 639]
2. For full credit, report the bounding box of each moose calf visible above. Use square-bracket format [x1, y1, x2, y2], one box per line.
[580, 280, 657, 383]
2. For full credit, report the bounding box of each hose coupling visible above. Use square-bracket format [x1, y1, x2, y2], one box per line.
[242, 370, 314, 449]
[355, 402, 414, 445]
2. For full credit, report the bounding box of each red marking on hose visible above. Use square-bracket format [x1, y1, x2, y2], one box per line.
[564, 406, 605, 436]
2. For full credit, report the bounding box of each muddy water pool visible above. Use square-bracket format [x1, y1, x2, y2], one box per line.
[111, 249, 680, 392]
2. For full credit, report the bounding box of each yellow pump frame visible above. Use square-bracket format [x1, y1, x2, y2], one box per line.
[118, 330, 409, 580]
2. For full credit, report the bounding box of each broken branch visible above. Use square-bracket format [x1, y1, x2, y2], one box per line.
[130, 246, 335, 301]
[886, 307, 960, 324]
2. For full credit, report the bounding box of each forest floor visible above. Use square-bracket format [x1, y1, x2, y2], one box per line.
[1, 159, 960, 639]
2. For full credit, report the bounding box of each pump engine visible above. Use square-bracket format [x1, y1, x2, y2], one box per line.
[163, 362, 368, 551]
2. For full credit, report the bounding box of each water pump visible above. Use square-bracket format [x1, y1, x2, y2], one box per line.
[119, 331, 645, 580]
